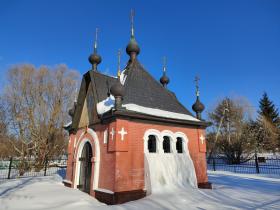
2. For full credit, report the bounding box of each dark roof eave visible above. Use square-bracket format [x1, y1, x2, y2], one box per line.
[101, 109, 211, 128]
[63, 125, 72, 131]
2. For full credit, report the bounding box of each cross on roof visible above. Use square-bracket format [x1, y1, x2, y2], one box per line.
[117, 49, 121, 78]
[130, 9, 135, 37]
[94, 28, 99, 52]
[163, 56, 167, 73]
[194, 76, 200, 97]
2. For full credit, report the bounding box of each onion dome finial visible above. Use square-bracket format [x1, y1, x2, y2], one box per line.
[110, 80, 124, 98]
[68, 87, 78, 118]
[88, 28, 102, 71]
[110, 50, 125, 110]
[68, 102, 76, 118]
[192, 76, 205, 120]
[126, 9, 140, 60]
[160, 56, 170, 88]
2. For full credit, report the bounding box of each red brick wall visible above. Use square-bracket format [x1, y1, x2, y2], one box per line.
[112, 119, 208, 192]
[94, 124, 115, 192]
[65, 118, 208, 195]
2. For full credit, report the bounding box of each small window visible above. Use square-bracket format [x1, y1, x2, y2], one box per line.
[148, 135, 157, 153]
[176, 137, 183, 153]
[163, 136, 171, 153]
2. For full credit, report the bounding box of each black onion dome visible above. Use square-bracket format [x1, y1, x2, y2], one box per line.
[110, 81, 124, 97]
[126, 37, 140, 55]
[68, 102, 77, 117]
[88, 53, 102, 65]
[68, 108, 75, 117]
[192, 98, 205, 113]
[160, 74, 170, 86]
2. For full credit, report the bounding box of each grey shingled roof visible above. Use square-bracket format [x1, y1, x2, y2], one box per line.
[122, 60, 193, 116]
[91, 71, 117, 102]
[91, 60, 194, 116]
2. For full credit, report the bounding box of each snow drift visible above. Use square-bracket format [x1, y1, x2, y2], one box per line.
[144, 153, 197, 194]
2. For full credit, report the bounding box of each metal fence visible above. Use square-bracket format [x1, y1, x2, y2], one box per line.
[0, 157, 67, 181]
[2, 156, 279, 181]
[207, 157, 280, 175]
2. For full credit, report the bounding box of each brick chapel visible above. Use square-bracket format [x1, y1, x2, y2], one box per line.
[63, 12, 211, 205]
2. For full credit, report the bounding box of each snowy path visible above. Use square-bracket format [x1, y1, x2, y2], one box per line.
[0, 171, 279, 210]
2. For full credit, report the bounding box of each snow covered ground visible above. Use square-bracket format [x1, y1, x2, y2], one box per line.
[0, 171, 279, 210]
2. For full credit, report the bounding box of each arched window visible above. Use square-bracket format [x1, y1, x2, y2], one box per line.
[163, 136, 171, 153]
[148, 135, 157, 153]
[176, 137, 183, 153]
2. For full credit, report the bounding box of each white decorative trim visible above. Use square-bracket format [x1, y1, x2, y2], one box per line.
[143, 129, 161, 154]
[174, 132, 190, 154]
[161, 130, 176, 139]
[63, 179, 72, 185]
[103, 129, 108, 144]
[161, 130, 176, 153]
[143, 129, 190, 154]
[95, 188, 114, 194]
[74, 129, 100, 191]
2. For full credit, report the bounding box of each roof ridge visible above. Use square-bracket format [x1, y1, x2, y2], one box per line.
[91, 69, 117, 79]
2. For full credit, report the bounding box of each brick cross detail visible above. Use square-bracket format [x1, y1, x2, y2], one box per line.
[118, 127, 127, 141]
[110, 128, 115, 141]
[200, 134, 205, 144]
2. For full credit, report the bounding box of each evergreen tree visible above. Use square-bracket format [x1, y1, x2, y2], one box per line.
[258, 92, 279, 126]
[257, 92, 280, 151]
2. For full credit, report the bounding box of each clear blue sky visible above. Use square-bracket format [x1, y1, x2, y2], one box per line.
[0, 0, 279, 116]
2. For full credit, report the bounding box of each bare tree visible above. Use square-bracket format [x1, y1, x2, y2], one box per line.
[0, 102, 14, 158]
[207, 97, 255, 163]
[2, 64, 79, 170]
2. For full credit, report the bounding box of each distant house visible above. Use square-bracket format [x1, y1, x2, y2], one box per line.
[64, 14, 211, 205]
